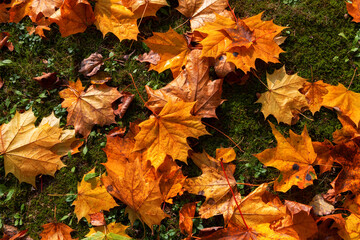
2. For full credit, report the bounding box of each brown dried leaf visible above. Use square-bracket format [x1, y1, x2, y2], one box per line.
[79, 53, 104, 77]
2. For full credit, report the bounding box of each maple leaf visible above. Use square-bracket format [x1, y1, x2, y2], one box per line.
[299, 80, 330, 115]
[39, 222, 77, 240]
[102, 156, 168, 229]
[33, 72, 62, 89]
[0, 1, 15, 23]
[0, 109, 80, 186]
[59, 79, 121, 138]
[79, 53, 104, 77]
[102, 126, 169, 229]
[49, 0, 95, 37]
[330, 141, 360, 195]
[94, 0, 139, 41]
[145, 49, 225, 118]
[333, 115, 360, 144]
[322, 83, 360, 127]
[72, 168, 118, 222]
[143, 28, 191, 77]
[338, 214, 360, 240]
[85, 222, 132, 240]
[196, 13, 286, 73]
[200, 184, 291, 240]
[309, 194, 335, 216]
[184, 149, 239, 224]
[133, 100, 209, 169]
[0, 32, 14, 51]
[9, 0, 63, 23]
[254, 123, 317, 192]
[271, 200, 318, 239]
[157, 156, 186, 204]
[255, 67, 308, 125]
[179, 202, 197, 238]
[124, 0, 168, 19]
[347, 0, 360, 23]
[214, 54, 235, 78]
[138, 50, 160, 65]
[313, 140, 334, 174]
[176, 0, 230, 30]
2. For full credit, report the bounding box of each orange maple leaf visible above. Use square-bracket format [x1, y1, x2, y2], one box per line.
[143, 28, 191, 77]
[59, 79, 121, 138]
[40, 222, 77, 240]
[254, 123, 317, 192]
[300, 80, 330, 115]
[49, 0, 95, 37]
[322, 83, 360, 127]
[196, 13, 286, 73]
[133, 100, 209, 169]
[145, 49, 225, 118]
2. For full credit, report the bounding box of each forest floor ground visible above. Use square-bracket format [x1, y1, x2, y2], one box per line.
[0, 0, 359, 239]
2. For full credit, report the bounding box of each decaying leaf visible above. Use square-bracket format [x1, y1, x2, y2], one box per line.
[300, 80, 329, 115]
[33, 72, 62, 89]
[309, 194, 335, 216]
[89, 212, 106, 227]
[72, 168, 118, 222]
[145, 49, 225, 118]
[113, 91, 134, 118]
[79, 53, 104, 77]
[133, 100, 209, 169]
[137, 50, 160, 65]
[256, 67, 308, 125]
[143, 28, 191, 77]
[90, 72, 111, 85]
[0, 109, 81, 186]
[322, 83, 360, 127]
[59, 79, 121, 138]
[214, 54, 235, 78]
[331, 140, 360, 195]
[254, 123, 317, 192]
[0, 32, 14, 51]
[39, 222, 76, 240]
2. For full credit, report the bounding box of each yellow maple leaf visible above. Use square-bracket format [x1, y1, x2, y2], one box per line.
[300, 80, 330, 115]
[143, 28, 191, 77]
[338, 214, 360, 240]
[255, 66, 308, 125]
[196, 13, 286, 73]
[125, 0, 168, 19]
[94, 0, 139, 41]
[133, 100, 209, 169]
[322, 83, 360, 128]
[254, 123, 317, 192]
[0, 109, 80, 186]
[72, 168, 118, 222]
[86, 222, 131, 239]
[59, 79, 121, 138]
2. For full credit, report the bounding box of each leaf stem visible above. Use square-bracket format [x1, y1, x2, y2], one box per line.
[220, 158, 249, 230]
[348, 67, 357, 90]
[226, 0, 238, 23]
[201, 121, 243, 152]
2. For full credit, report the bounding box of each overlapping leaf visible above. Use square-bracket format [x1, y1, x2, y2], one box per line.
[59, 79, 121, 138]
[256, 67, 308, 125]
[255, 123, 317, 192]
[145, 49, 225, 118]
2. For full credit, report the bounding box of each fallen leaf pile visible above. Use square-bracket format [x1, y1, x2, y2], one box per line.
[2, 0, 360, 239]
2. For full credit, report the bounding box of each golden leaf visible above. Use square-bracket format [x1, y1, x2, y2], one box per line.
[254, 123, 317, 192]
[133, 100, 209, 169]
[0, 109, 80, 186]
[72, 168, 118, 222]
[255, 67, 308, 125]
[40, 222, 77, 240]
[300, 80, 329, 115]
